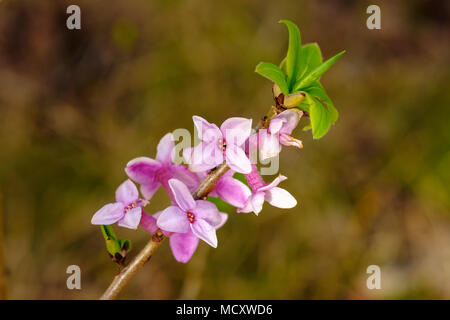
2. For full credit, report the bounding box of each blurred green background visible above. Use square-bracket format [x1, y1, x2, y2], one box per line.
[0, 0, 449, 299]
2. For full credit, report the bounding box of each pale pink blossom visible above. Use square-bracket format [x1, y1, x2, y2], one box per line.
[91, 180, 148, 229]
[141, 210, 227, 263]
[238, 165, 297, 215]
[250, 109, 303, 160]
[126, 133, 199, 201]
[157, 179, 227, 249]
[183, 116, 252, 174]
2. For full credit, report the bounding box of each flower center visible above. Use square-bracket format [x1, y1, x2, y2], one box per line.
[124, 203, 136, 213]
[217, 138, 227, 151]
[187, 211, 195, 223]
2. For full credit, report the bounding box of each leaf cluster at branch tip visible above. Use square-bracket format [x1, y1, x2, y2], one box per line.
[255, 20, 345, 139]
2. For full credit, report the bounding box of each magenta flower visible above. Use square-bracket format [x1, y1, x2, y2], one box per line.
[91, 180, 148, 229]
[238, 165, 297, 215]
[141, 209, 226, 263]
[157, 179, 226, 248]
[183, 116, 252, 174]
[251, 109, 303, 160]
[125, 133, 199, 200]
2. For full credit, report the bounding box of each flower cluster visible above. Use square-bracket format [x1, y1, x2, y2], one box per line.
[92, 112, 303, 263]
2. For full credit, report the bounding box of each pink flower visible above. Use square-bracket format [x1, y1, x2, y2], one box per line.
[141, 210, 227, 263]
[251, 109, 303, 160]
[91, 180, 148, 229]
[183, 116, 252, 174]
[157, 179, 227, 248]
[238, 165, 297, 215]
[125, 133, 199, 201]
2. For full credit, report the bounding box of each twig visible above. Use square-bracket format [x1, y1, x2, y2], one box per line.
[100, 104, 283, 299]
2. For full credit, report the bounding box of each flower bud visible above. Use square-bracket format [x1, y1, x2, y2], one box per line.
[272, 83, 283, 99]
[283, 92, 305, 108]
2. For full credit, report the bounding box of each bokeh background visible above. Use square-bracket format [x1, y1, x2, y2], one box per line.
[0, 0, 449, 299]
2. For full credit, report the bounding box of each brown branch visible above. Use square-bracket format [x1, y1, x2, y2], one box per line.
[193, 162, 230, 200]
[99, 102, 287, 299]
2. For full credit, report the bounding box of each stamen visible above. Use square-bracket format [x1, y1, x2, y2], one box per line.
[124, 203, 136, 213]
[217, 138, 227, 151]
[187, 212, 195, 223]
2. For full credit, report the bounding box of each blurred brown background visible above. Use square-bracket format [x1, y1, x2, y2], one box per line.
[0, 0, 449, 299]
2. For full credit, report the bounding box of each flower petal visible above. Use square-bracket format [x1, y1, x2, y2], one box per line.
[259, 130, 281, 161]
[276, 109, 302, 135]
[264, 187, 297, 209]
[268, 117, 284, 134]
[236, 199, 253, 213]
[115, 179, 139, 204]
[139, 211, 159, 234]
[221, 117, 252, 146]
[225, 145, 252, 174]
[168, 178, 196, 211]
[118, 207, 142, 229]
[156, 133, 175, 164]
[258, 175, 288, 192]
[91, 202, 124, 225]
[280, 133, 303, 149]
[215, 212, 228, 229]
[215, 176, 251, 208]
[193, 116, 222, 143]
[141, 211, 172, 236]
[157, 206, 190, 233]
[140, 181, 161, 200]
[193, 200, 221, 227]
[247, 132, 259, 158]
[251, 192, 265, 215]
[182, 146, 194, 165]
[125, 157, 161, 185]
[191, 219, 218, 248]
[169, 231, 199, 263]
[188, 142, 224, 172]
[170, 164, 200, 192]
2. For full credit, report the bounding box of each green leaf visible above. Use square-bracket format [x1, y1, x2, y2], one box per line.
[101, 225, 118, 241]
[232, 172, 249, 187]
[280, 20, 302, 91]
[100, 225, 131, 261]
[295, 43, 323, 83]
[255, 62, 289, 95]
[293, 91, 310, 113]
[118, 239, 131, 252]
[306, 93, 332, 139]
[207, 196, 234, 212]
[105, 237, 122, 257]
[294, 50, 345, 91]
[279, 57, 286, 73]
[305, 81, 338, 123]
